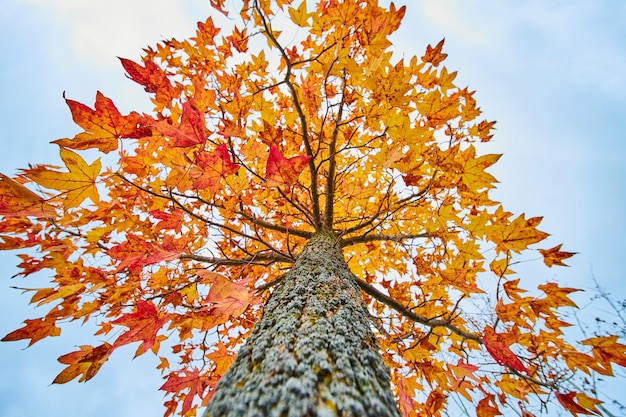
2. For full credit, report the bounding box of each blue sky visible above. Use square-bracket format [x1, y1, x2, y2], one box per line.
[1, 1, 625, 416]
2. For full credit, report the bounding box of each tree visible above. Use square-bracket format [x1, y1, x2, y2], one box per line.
[1, 0, 624, 416]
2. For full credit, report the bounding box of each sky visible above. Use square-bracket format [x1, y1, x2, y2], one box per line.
[1, 1, 625, 416]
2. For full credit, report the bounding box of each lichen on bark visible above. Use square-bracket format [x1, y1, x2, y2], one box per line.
[203, 229, 401, 417]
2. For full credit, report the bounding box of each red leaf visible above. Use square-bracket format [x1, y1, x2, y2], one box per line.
[112, 300, 169, 355]
[190, 144, 240, 192]
[119, 57, 171, 94]
[106, 234, 183, 274]
[156, 102, 208, 147]
[482, 326, 528, 373]
[53, 91, 151, 153]
[265, 144, 311, 186]
[160, 368, 211, 415]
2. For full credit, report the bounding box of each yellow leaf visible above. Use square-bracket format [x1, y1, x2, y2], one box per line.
[288, 1, 310, 27]
[25, 148, 101, 208]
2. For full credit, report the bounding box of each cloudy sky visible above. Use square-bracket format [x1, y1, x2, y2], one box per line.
[1, 1, 625, 416]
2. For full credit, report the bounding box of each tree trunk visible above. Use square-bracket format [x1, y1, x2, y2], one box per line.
[203, 229, 401, 417]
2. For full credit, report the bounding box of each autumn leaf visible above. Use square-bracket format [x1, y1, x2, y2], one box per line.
[482, 326, 528, 374]
[459, 146, 501, 192]
[555, 391, 601, 416]
[422, 39, 448, 67]
[494, 213, 549, 253]
[107, 234, 184, 274]
[156, 102, 208, 147]
[538, 244, 577, 267]
[476, 396, 502, 417]
[112, 300, 170, 355]
[160, 368, 211, 415]
[288, 1, 311, 27]
[24, 148, 100, 208]
[53, 343, 112, 384]
[538, 282, 580, 308]
[265, 144, 312, 187]
[189, 144, 240, 192]
[206, 341, 235, 376]
[0, 173, 55, 217]
[198, 272, 259, 329]
[1, 316, 61, 346]
[120, 57, 173, 95]
[52, 91, 150, 153]
[582, 335, 626, 373]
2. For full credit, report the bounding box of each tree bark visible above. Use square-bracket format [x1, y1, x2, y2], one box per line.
[203, 229, 401, 417]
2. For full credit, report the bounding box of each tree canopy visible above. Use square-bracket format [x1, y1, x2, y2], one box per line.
[1, 0, 624, 416]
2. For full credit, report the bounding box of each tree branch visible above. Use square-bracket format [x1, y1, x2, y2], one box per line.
[340, 232, 430, 247]
[181, 252, 293, 266]
[254, 2, 322, 229]
[353, 276, 482, 343]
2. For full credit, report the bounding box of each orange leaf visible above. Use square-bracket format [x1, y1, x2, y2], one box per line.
[555, 391, 600, 416]
[538, 282, 580, 308]
[24, 148, 101, 208]
[482, 326, 528, 373]
[265, 144, 311, 187]
[476, 396, 502, 417]
[112, 300, 169, 355]
[206, 341, 235, 376]
[190, 144, 240, 192]
[422, 39, 447, 67]
[0, 173, 55, 217]
[538, 244, 577, 267]
[53, 343, 112, 383]
[1, 316, 61, 346]
[201, 272, 258, 328]
[53, 91, 150, 153]
[156, 102, 208, 147]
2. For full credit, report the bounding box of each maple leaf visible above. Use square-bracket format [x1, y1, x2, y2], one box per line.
[538, 244, 577, 267]
[206, 341, 235, 376]
[582, 335, 626, 372]
[1, 316, 61, 346]
[53, 343, 113, 384]
[459, 146, 502, 192]
[476, 396, 502, 417]
[200, 272, 259, 329]
[495, 213, 549, 253]
[112, 300, 170, 355]
[265, 144, 312, 187]
[107, 234, 183, 274]
[288, 1, 312, 27]
[24, 148, 100, 208]
[538, 282, 580, 308]
[119, 57, 172, 95]
[156, 102, 208, 147]
[189, 144, 240, 192]
[0, 173, 56, 217]
[52, 91, 150, 153]
[555, 391, 601, 416]
[482, 326, 528, 374]
[160, 368, 211, 415]
[422, 39, 448, 67]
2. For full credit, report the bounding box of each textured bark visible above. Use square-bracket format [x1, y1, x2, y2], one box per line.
[203, 230, 401, 417]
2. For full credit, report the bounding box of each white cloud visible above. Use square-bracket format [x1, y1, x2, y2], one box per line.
[24, 0, 214, 69]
